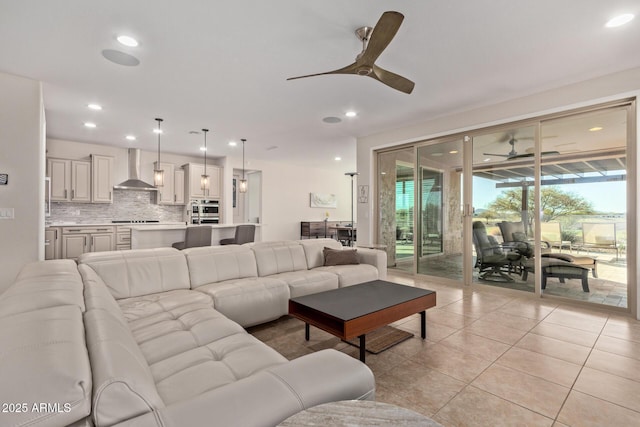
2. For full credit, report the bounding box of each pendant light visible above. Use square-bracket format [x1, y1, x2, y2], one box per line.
[153, 118, 164, 187]
[200, 128, 210, 190]
[239, 138, 248, 193]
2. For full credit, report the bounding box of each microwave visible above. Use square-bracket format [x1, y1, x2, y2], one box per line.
[190, 199, 219, 224]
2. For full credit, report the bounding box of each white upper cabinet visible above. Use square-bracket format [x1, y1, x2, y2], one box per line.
[91, 154, 113, 203]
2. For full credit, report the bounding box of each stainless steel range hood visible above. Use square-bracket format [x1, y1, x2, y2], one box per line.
[114, 148, 158, 191]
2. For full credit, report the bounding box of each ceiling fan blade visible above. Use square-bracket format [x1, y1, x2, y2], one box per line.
[287, 62, 358, 81]
[370, 65, 414, 94]
[483, 153, 511, 158]
[359, 11, 404, 65]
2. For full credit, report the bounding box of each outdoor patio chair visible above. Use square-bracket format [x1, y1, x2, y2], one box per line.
[580, 222, 619, 260]
[473, 221, 522, 282]
[497, 221, 552, 258]
[540, 222, 572, 252]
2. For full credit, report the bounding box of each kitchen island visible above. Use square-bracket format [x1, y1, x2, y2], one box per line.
[130, 223, 262, 249]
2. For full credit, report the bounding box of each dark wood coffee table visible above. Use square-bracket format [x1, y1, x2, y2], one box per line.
[288, 280, 436, 362]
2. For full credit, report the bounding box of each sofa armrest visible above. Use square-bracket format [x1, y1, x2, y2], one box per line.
[356, 248, 387, 280]
[113, 350, 374, 427]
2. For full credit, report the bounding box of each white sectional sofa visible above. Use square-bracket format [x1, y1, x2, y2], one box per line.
[0, 239, 384, 427]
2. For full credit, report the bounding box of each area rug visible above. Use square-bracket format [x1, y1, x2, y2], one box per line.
[345, 325, 414, 354]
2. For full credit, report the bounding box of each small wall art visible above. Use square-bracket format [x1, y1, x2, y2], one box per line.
[310, 193, 337, 208]
[358, 185, 368, 203]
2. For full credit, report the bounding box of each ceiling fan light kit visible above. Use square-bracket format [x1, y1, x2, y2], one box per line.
[287, 11, 415, 94]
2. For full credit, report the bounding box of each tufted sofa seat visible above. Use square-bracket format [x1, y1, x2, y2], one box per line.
[1, 240, 383, 427]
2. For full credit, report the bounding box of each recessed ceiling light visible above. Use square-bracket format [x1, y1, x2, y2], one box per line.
[605, 14, 634, 28]
[200, 146, 207, 152]
[87, 103, 102, 110]
[322, 116, 342, 124]
[449, 150, 459, 154]
[589, 126, 603, 132]
[117, 35, 139, 47]
[84, 122, 96, 128]
[125, 135, 136, 141]
[431, 152, 443, 157]
[335, 156, 342, 161]
[153, 128, 163, 134]
[484, 158, 491, 162]
[228, 141, 237, 147]
[345, 111, 357, 118]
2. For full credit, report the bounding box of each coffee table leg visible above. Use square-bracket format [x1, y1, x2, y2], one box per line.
[420, 311, 426, 339]
[305, 323, 310, 341]
[359, 334, 366, 362]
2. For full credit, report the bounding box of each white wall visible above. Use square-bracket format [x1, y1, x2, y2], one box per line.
[0, 72, 44, 293]
[357, 66, 640, 318]
[221, 155, 354, 241]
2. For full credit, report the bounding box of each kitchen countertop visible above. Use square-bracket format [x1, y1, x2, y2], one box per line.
[129, 223, 262, 231]
[46, 222, 186, 227]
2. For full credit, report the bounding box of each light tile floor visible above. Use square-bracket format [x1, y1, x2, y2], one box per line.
[248, 272, 640, 427]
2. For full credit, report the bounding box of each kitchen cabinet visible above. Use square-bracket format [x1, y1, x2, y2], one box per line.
[154, 163, 186, 205]
[174, 168, 185, 204]
[184, 163, 221, 200]
[116, 226, 132, 250]
[61, 226, 115, 259]
[71, 160, 91, 202]
[47, 158, 91, 202]
[44, 227, 60, 260]
[91, 154, 113, 203]
[155, 162, 175, 205]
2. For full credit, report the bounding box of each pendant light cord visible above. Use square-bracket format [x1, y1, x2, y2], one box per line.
[241, 138, 246, 180]
[202, 129, 208, 174]
[155, 118, 163, 164]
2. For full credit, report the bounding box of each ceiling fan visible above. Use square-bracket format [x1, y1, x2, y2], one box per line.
[287, 11, 415, 94]
[483, 136, 560, 160]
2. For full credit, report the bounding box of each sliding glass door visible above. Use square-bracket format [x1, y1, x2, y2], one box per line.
[375, 99, 634, 311]
[416, 139, 464, 280]
[377, 148, 415, 273]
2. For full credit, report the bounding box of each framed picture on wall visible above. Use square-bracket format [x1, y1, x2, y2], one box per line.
[310, 193, 337, 208]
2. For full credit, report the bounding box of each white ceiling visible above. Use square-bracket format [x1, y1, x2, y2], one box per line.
[1, 1, 639, 171]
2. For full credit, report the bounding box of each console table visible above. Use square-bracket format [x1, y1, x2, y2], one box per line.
[300, 221, 340, 239]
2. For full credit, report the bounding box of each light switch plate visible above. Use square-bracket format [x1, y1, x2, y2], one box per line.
[0, 174, 7, 185]
[0, 208, 14, 219]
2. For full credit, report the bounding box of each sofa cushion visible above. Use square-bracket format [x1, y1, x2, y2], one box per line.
[78, 248, 190, 299]
[253, 244, 309, 277]
[314, 264, 379, 287]
[270, 270, 339, 298]
[323, 247, 360, 266]
[300, 238, 343, 269]
[0, 306, 92, 427]
[150, 333, 287, 405]
[84, 308, 165, 427]
[194, 277, 289, 327]
[0, 259, 85, 317]
[117, 289, 213, 324]
[184, 245, 258, 288]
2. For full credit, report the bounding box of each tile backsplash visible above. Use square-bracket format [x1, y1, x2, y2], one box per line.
[48, 190, 185, 224]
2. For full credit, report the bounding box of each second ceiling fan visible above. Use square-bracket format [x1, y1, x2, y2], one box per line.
[287, 11, 415, 94]
[483, 136, 560, 160]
